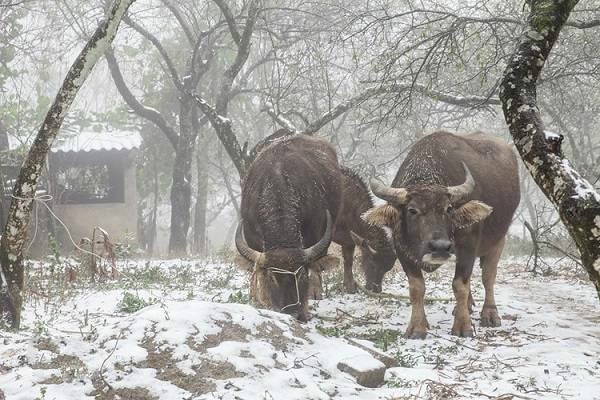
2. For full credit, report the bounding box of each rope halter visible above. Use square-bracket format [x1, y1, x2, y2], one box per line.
[266, 265, 305, 311]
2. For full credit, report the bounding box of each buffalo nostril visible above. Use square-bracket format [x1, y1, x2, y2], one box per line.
[429, 240, 452, 253]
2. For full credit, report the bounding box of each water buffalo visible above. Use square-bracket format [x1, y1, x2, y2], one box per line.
[332, 167, 396, 293]
[235, 135, 341, 321]
[364, 131, 520, 338]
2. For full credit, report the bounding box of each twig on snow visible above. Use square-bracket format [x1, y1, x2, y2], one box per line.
[99, 331, 123, 391]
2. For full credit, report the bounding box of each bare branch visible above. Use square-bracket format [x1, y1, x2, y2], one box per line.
[105, 48, 179, 149]
[161, 0, 195, 44]
[190, 93, 247, 175]
[217, 0, 260, 114]
[565, 18, 600, 29]
[261, 101, 298, 132]
[212, 0, 241, 45]
[122, 15, 183, 90]
[300, 83, 499, 136]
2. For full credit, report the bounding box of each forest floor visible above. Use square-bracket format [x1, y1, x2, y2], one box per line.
[0, 251, 599, 399]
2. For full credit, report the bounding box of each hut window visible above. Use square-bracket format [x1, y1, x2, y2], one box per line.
[55, 161, 125, 204]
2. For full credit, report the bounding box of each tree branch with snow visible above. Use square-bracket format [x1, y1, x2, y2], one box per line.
[104, 48, 179, 149]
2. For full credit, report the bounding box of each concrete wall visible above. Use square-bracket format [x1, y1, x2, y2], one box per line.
[52, 164, 137, 248]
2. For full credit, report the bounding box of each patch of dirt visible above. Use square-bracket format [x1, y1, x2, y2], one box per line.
[30, 348, 88, 386]
[35, 336, 59, 353]
[190, 320, 251, 352]
[256, 321, 293, 351]
[139, 338, 243, 395]
[90, 375, 158, 400]
[38, 375, 64, 385]
[192, 358, 241, 381]
[289, 320, 311, 343]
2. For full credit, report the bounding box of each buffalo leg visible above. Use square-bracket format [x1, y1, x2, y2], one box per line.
[452, 284, 475, 315]
[405, 271, 429, 339]
[452, 255, 475, 337]
[479, 237, 505, 327]
[342, 244, 357, 293]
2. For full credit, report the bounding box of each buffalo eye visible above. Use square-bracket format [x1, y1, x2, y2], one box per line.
[407, 207, 419, 216]
[445, 205, 454, 214]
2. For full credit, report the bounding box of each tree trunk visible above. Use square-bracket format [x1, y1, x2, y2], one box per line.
[193, 135, 209, 256]
[499, 0, 600, 299]
[147, 146, 159, 256]
[0, 120, 8, 151]
[168, 92, 196, 256]
[0, 0, 135, 329]
[0, 121, 7, 230]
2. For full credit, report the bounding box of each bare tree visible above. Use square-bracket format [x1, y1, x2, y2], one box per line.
[500, 0, 600, 299]
[0, 0, 135, 329]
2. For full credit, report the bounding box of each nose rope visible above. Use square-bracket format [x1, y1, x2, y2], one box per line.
[267, 265, 304, 311]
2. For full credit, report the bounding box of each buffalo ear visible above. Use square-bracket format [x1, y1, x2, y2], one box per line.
[361, 204, 400, 228]
[233, 253, 254, 272]
[453, 201, 493, 228]
[308, 254, 339, 272]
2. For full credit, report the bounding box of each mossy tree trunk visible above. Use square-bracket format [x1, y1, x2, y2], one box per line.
[500, 0, 600, 299]
[0, 0, 136, 329]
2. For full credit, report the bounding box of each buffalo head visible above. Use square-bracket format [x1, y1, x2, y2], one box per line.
[235, 211, 338, 320]
[364, 164, 493, 268]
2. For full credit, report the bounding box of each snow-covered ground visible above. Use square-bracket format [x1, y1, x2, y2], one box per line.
[1, 254, 599, 399]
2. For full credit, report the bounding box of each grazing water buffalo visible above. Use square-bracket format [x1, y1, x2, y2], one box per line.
[364, 131, 520, 338]
[235, 135, 341, 321]
[332, 167, 396, 293]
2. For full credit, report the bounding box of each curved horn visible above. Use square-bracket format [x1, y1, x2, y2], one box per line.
[303, 211, 333, 263]
[447, 162, 475, 202]
[235, 222, 264, 264]
[370, 180, 409, 205]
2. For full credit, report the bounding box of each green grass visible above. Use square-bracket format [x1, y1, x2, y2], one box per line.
[116, 292, 153, 313]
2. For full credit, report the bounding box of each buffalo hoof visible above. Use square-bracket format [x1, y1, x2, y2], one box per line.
[450, 326, 474, 337]
[344, 279, 358, 294]
[404, 321, 429, 339]
[480, 306, 501, 327]
[405, 330, 427, 340]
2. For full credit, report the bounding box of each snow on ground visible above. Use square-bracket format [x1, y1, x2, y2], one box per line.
[0, 254, 599, 399]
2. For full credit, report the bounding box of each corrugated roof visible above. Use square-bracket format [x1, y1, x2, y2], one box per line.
[50, 130, 142, 153]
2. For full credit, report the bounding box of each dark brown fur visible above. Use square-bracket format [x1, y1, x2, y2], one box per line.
[367, 131, 520, 338]
[333, 167, 396, 292]
[392, 132, 519, 261]
[240, 135, 342, 321]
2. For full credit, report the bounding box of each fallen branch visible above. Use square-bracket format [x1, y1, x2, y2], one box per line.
[427, 331, 481, 352]
[473, 393, 534, 400]
[99, 331, 123, 391]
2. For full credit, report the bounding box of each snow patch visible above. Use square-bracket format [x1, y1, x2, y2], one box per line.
[526, 30, 545, 41]
[562, 159, 600, 202]
[545, 130, 560, 140]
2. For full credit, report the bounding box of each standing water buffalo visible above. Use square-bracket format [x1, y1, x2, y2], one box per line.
[235, 135, 341, 321]
[331, 167, 396, 294]
[364, 131, 520, 338]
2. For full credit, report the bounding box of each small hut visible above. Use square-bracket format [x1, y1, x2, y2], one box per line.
[1, 130, 142, 255]
[47, 130, 142, 249]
